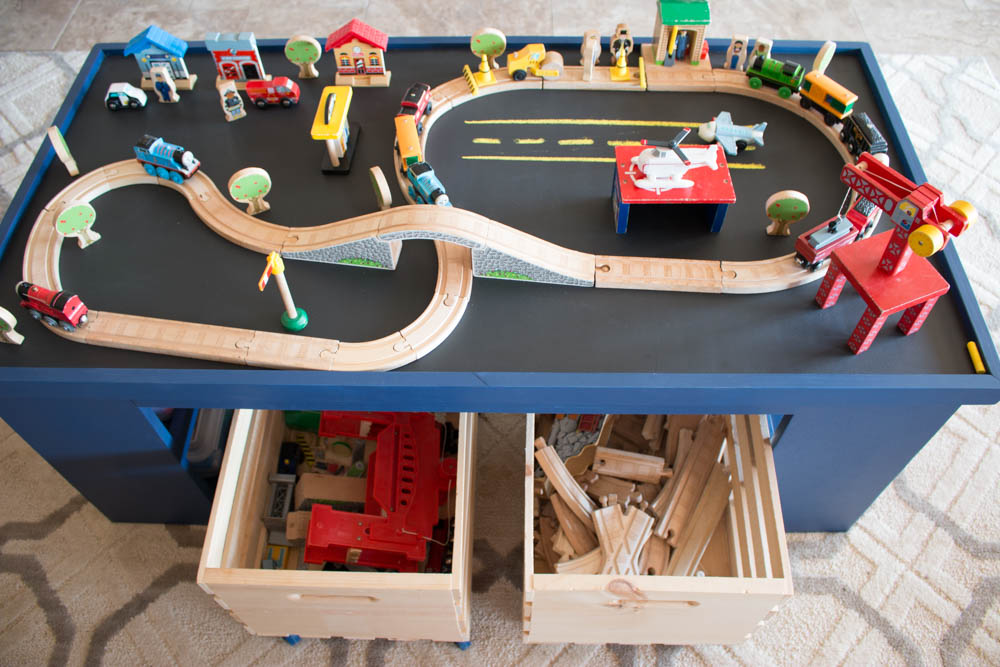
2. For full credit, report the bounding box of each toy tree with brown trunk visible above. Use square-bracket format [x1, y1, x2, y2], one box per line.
[229, 168, 272, 215]
[765, 190, 810, 236]
[285, 35, 322, 78]
[54, 201, 101, 248]
[471, 28, 506, 85]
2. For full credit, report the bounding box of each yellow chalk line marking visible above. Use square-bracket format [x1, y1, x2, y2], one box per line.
[607, 140, 643, 146]
[515, 138, 545, 144]
[558, 138, 594, 146]
[461, 154, 768, 169]
[462, 155, 615, 163]
[466, 118, 699, 127]
[473, 137, 501, 144]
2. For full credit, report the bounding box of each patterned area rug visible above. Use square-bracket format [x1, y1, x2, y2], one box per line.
[0, 53, 998, 665]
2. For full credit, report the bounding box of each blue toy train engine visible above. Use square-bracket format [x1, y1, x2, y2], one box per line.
[134, 134, 200, 183]
[406, 161, 451, 207]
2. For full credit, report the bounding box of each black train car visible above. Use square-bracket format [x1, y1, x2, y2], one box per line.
[840, 111, 888, 158]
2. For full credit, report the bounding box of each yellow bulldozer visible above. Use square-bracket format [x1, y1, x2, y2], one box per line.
[507, 43, 564, 80]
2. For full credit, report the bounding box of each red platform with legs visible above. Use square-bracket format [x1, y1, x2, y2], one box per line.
[815, 229, 950, 354]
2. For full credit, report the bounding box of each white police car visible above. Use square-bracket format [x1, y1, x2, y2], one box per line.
[105, 82, 147, 111]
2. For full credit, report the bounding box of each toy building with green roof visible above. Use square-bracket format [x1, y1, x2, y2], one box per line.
[650, 0, 711, 66]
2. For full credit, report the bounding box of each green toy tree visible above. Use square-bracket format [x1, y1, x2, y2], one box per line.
[54, 200, 101, 248]
[229, 167, 272, 216]
[765, 190, 810, 236]
[471, 28, 507, 83]
[285, 35, 322, 79]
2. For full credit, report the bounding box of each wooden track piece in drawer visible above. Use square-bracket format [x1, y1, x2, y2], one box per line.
[576, 471, 638, 502]
[593, 505, 655, 575]
[652, 415, 727, 542]
[666, 461, 732, 576]
[555, 547, 603, 574]
[534, 437, 596, 523]
[591, 446, 671, 484]
[550, 493, 599, 554]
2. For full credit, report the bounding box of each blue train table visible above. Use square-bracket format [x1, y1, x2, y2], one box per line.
[0, 37, 996, 530]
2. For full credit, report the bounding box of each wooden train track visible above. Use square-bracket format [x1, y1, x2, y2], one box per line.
[22, 60, 857, 370]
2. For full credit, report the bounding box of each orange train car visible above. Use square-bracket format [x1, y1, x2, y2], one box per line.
[394, 114, 423, 172]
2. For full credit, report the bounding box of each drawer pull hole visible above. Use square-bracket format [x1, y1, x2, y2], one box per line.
[606, 599, 700, 609]
[287, 593, 378, 603]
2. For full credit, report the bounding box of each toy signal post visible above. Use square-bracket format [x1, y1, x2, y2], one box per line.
[259, 251, 308, 331]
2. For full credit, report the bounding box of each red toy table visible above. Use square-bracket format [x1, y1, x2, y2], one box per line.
[816, 230, 951, 354]
[611, 143, 737, 234]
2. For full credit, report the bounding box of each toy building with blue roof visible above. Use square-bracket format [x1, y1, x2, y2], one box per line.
[124, 25, 198, 89]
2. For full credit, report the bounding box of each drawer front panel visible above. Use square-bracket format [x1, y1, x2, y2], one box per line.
[528, 574, 788, 644]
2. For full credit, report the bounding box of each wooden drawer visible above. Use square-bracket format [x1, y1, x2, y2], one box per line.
[523, 414, 792, 644]
[198, 410, 476, 641]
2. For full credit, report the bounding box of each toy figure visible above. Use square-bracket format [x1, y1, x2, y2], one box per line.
[150, 64, 178, 103]
[725, 35, 749, 70]
[217, 80, 246, 121]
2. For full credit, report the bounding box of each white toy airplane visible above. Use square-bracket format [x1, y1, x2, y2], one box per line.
[697, 110, 766, 156]
[628, 128, 719, 193]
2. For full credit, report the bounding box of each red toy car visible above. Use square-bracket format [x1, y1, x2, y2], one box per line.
[397, 82, 432, 133]
[246, 77, 300, 108]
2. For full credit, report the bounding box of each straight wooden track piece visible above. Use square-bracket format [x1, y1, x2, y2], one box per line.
[534, 437, 597, 523]
[639, 534, 671, 576]
[652, 415, 727, 542]
[606, 415, 648, 452]
[674, 428, 695, 472]
[666, 461, 732, 576]
[665, 415, 704, 466]
[552, 527, 575, 562]
[593, 505, 655, 575]
[555, 547, 603, 574]
[537, 515, 559, 571]
[576, 471, 638, 502]
[550, 493, 599, 554]
[592, 446, 672, 485]
[641, 414, 665, 442]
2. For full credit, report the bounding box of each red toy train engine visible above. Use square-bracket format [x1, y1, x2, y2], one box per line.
[16, 281, 89, 331]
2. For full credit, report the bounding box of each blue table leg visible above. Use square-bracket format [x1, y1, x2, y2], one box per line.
[0, 398, 213, 523]
[772, 401, 959, 531]
[612, 170, 629, 234]
[709, 202, 728, 233]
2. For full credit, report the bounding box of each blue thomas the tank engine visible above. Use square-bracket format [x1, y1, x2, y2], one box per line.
[406, 161, 451, 207]
[134, 134, 201, 183]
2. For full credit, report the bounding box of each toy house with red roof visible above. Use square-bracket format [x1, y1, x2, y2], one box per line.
[325, 19, 391, 87]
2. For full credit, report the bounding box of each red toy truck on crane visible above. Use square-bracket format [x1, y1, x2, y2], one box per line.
[304, 411, 456, 571]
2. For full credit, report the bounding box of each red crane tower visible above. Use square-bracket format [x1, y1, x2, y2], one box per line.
[814, 152, 976, 354]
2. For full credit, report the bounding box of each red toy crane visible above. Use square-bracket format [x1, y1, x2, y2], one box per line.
[816, 153, 977, 354]
[304, 411, 457, 572]
[838, 153, 975, 274]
